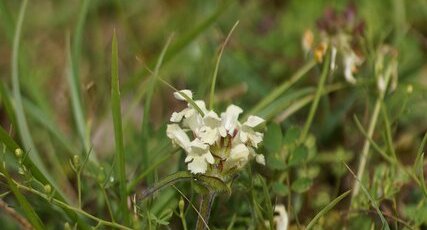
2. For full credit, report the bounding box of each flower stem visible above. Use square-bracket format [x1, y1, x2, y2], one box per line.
[196, 192, 216, 230]
[300, 53, 330, 142]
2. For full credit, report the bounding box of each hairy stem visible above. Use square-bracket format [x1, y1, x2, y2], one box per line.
[196, 192, 216, 230]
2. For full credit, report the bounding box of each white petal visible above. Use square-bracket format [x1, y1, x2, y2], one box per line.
[166, 124, 190, 151]
[192, 100, 208, 115]
[256, 154, 266, 165]
[203, 111, 221, 127]
[205, 152, 215, 164]
[221, 105, 243, 135]
[240, 131, 248, 143]
[199, 127, 219, 145]
[187, 156, 208, 174]
[274, 205, 288, 230]
[190, 139, 209, 155]
[244, 115, 265, 128]
[230, 144, 249, 161]
[173, 90, 193, 101]
[170, 111, 184, 122]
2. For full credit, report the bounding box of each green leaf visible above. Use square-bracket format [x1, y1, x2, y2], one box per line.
[272, 182, 289, 196]
[140, 171, 193, 200]
[196, 174, 231, 195]
[288, 144, 308, 167]
[266, 154, 287, 170]
[264, 123, 282, 154]
[306, 190, 352, 230]
[291, 177, 313, 193]
[283, 126, 300, 145]
[111, 31, 129, 224]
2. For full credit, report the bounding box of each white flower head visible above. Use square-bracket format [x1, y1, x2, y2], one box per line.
[343, 51, 363, 84]
[167, 90, 265, 176]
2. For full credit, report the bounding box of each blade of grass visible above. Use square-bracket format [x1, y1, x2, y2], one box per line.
[244, 59, 316, 119]
[66, 34, 93, 160]
[0, 162, 45, 230]
[209, 21, 239, 110]
[111, 31, 130, 225]
[345, 163, 390, 230]
[23, 99, 78, 157]
[380, 103, 398, 161]
[140, 35, 173, 173]
[11, 0, 47, 175]
[306, 190, 351, 230]
[300, 54, 330, 142]
[0, 82, 18, 131]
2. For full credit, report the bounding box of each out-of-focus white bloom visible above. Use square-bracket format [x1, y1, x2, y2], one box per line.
[274, 205, 288, 230]
[167, 90, 266, 177]
[343, 51, 362, 84]
[330, 46, 337, 71]
[377, 74, 386, 93]
[185, 139, 215, 174]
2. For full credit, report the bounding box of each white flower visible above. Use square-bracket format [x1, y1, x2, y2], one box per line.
[239, 115, 265, 148]
[166, 124, 191, 151]
[343, 51, 362, 84]
[223, 144, 250, 171]
[173, 89, 193, 101]
[198, 111, 222, 145]
[185, 139, 215, 174]
[167, 89, 266, 175]
[273, 205, 288, 230]
[219, 105, 243, 137]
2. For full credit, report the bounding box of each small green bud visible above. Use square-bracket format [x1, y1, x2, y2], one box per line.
[178, 197, 185, 213]
[73, 155, 80, 167]
[64, 222, 72, 230]
[97, 166, 105, 183]
[44, 184, 52, 194]
[15, 148, 23, 158]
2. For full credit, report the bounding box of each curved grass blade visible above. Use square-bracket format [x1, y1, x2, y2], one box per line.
[11, 0, 46, 176]
[139, 171, 193, 200]
[140, 35, 173, 172]
[306, 190, 351, 230]
[111, 31, 130, 224]
[345, 163, 390, 230]
[209, 21, 239, 110]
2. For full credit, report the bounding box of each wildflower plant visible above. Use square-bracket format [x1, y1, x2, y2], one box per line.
[167, 90, 266, 179]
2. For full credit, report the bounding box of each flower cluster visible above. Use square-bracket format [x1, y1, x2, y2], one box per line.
[302, 3, 365, 84]
[166, 90, 265, 178]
